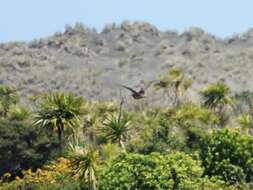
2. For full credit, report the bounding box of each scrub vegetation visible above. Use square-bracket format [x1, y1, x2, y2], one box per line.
[1, 22, 253, 189]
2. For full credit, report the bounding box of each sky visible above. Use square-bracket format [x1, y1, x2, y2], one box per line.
[1, 0, 253, 42]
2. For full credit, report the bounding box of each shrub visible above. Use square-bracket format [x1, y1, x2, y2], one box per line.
[98, 151, 203, 190]
[127, 106, 215, 154]
[0, 119, 58, 177]
[0, 85, 19, 117]
[200, 129, 253, 183]
[0, 157, 78, 190]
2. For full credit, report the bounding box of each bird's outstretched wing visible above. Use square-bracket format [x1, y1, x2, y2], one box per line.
[120, 84, 139, 94]
[143, 80, 160, 90]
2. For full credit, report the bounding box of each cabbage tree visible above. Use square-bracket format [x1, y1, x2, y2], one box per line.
[34, 92, 85, 154]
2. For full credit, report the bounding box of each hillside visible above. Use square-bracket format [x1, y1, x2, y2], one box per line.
[1, 21, 253, 102]
[2, 21, 253, 189]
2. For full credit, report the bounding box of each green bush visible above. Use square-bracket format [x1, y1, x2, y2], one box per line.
[98, 151, 203, 190]
[200, 129, 253, 183]
[128, 105, 215, 154]
[0, 178, 80, 190]
[0, 119, 58, 177]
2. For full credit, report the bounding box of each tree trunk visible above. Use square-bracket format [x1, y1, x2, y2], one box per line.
[91, 181, 97, 190]
[119, 139, 126, 152]
[57, 120, 64, 155]
[88, 172, 97, 190]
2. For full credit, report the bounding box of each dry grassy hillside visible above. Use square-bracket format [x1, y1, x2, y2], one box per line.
[1, 21, 253, 103]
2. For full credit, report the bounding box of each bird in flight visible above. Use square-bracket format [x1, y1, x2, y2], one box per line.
[119, 80, 159, 100]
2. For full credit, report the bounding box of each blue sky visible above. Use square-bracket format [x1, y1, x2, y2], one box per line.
[1, 0, 253, 42]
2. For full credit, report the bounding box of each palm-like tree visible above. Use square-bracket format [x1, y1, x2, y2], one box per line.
[200, 82, 234, 126]
[155, 67, 192, 106]
[0, 85, 19, 117]
[34, 92, 85, 154]
[100, 100, 131, 151]
[200, 82, 234, 111]
[70, 146, 99, 190]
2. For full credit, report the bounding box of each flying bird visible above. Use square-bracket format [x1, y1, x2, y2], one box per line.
[119, 80, 159, 100]
[120, 85, 145, 99]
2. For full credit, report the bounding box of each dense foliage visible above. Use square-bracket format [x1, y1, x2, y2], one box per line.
[200, 129, 253, 183]
[1, 75, 253, 189]
[99, 152, 203, 190]
[0, 118, 57, 177]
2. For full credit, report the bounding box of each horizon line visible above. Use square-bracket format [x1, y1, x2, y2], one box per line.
[1, 20, 253, 43]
